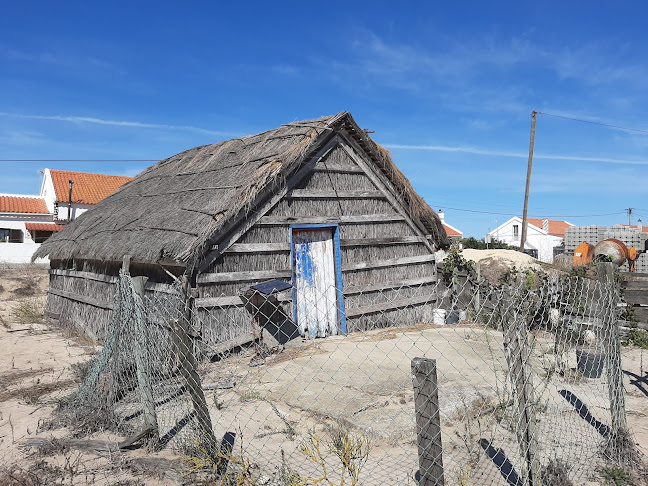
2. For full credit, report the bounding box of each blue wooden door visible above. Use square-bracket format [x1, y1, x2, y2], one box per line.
[292, 228, 339, 338]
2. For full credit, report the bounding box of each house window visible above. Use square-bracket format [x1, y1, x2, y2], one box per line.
[513, 224, 519, 239]
[0, 229, 23, 243]
[32, 230, 55, 243]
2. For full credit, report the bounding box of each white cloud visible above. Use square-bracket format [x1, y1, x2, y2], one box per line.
[0, 112, 239, 137]
[384, 143, 648, 166]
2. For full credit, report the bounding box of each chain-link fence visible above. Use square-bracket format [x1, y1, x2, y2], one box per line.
[61, 262, 634, 485]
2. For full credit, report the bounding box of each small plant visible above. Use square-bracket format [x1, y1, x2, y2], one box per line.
[440, 251, 475, 286]
[13, 299, 45, 324]
[298, 427, 371, 486]
[541, 458, 573, 486]
[601, 466, 631, 485]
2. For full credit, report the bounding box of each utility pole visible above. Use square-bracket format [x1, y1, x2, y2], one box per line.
[520, 111, 537, 252]
[627, 207, 633, 226]
[67, 180, 74, 223]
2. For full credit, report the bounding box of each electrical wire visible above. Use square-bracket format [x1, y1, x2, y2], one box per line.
[539, 112, 648, 135]
[428, 204, 626, 219]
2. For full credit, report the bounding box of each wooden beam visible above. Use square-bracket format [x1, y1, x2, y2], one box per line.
[257, 213, 406, 225]
[48, 269, 177, 294]
[342, 254, 435, 272]
[198, 254, 434, 285]
[195, 293, 291, 309]
[340, 236, 425, 247]
[343, 275, 437, 296]
[285, 189, 385, 199]
[411, 357, 445, 486]
[197, 269, 292, 284]
[312, 162, 364, 174]
[209, 332, 257, 357]
[345, 293, 437, 318]
[222, 236, 426, 254]
[49, 268, 118, 283]
[225, 242, 291, 253]
[47, 287, 114, 310]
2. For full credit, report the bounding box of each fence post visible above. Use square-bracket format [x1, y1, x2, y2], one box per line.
[131, 275, 160, 440]
[412, 357, 444, 486]
[502, 288, 540, 486]
[597, 262, 627, 437]
[171, 274, 219, 455]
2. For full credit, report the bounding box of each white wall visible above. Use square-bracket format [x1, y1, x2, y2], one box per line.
[0, 242, 49, 264]
[54, 203, 93, 222]
[0, 215, 56, 262]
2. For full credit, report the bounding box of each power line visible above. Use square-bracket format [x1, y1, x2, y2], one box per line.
[431, 204, 626, 219]
[539, 112, 648, 135]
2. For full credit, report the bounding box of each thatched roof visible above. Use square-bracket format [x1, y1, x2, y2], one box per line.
[35, 112, 448, 267]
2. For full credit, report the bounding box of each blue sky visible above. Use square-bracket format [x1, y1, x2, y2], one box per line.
[2, 2, 648, 238]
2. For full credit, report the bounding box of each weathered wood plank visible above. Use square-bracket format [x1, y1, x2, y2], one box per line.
[312, 162, 364, 174]
[199, 254, 434, 284]
[47, 287, 114, 310]
[340, 236, 425, 247]
[225, 242, 291, 253]
[210, 332, 257, 356]
[343, 275, 437, 296]
[195, 293, 291, 309]
[633, 306, 648, 322]
[257, 214, 406, 225]
[412, 358, 445, 486]
[197, 269, 292, 284]
[48, 268, 176, 294]
[342, 254, 435, 272]
[624, 290, 648, 306]
[222, 236, 426, 254]
[285, 189, 385, 199]
[345, 293, 436, 318]
[49, 268, 118, 283]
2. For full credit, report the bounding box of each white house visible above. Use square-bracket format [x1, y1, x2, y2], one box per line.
[0, 195, 62, 263]
[437, 209, 463, 241]
[0, 169, 132, 263]
[485, 217, 573, 263]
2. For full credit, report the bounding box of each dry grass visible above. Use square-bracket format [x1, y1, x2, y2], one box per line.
[0, 376, 76, 404]
[12, 298, 45, 324]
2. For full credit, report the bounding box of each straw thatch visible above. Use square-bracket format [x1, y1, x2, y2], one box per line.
[35, 112, 448, 267]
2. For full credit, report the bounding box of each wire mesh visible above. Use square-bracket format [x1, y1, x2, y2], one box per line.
[64, 265, 631, 485]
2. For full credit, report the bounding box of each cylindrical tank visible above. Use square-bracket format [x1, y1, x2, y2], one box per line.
[593, 238, 629, 267]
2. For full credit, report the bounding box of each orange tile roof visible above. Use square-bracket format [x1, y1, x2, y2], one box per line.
[50, 170, 132, 205]
[443, 223, 462, 236]
[25, 223, 64, 232]
[527, 218, 572, 238]
[0, 196, 49, 214]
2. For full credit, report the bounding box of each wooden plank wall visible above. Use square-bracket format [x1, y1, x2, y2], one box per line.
[621, 272, 648, 324]
[196, 143, 438, 340]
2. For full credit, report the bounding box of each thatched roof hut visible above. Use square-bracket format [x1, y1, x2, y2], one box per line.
[37, 112, 448, 344]
[35, 112, 447, 266]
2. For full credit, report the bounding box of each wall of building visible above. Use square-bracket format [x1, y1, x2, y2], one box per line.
[0, 214, 54, 263]
[196, 141, 437, 344]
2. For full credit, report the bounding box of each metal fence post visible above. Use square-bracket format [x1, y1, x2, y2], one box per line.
[412, 357, 444, 486]
[502, 288, 540, 486]
[597, 262, 628, 438]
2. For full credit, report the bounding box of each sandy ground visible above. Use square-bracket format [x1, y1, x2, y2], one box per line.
[0, 264, 647, 485]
